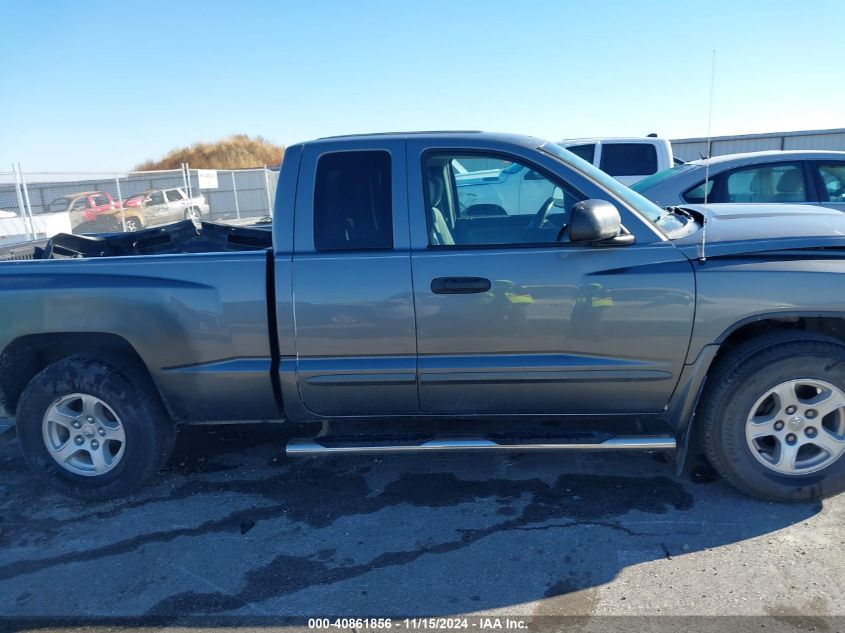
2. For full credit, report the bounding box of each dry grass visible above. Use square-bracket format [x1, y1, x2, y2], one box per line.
[135, 134, 284, 170]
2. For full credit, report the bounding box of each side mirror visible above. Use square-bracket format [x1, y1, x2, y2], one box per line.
[569, 199, 633, 245]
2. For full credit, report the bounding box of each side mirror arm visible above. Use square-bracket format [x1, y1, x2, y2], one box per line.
[590, 233, 636, 247]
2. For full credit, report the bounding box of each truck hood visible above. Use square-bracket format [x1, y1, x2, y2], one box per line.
[672, 203, 845, 259]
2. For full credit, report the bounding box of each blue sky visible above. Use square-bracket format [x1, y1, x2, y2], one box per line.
[1, 0, 842, 171]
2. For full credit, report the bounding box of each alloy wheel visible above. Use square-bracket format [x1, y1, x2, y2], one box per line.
[42, 393, 126, 477]
[745, 378, 845, 475]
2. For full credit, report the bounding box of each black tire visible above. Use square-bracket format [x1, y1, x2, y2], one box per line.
[16, 354, 176, 500]
[699, 331, 845, 501]
[185, 208, 201, 222]
[124, 217, 141, 232]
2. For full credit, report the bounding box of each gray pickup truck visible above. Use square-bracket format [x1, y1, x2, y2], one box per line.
[2, 132, 845, 502]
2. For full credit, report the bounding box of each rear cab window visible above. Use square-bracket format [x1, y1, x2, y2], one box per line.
[600, 143, 658, 177]
[314, 151, 393, 251]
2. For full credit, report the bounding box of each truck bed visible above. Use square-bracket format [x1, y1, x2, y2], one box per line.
[0, 220, 272, 261]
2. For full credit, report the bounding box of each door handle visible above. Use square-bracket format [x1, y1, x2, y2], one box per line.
[431, 277, 491, 294]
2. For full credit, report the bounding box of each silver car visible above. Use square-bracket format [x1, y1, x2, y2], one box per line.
[632, 150, 845, 213]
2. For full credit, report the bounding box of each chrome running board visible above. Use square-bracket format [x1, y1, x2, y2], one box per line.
[286, 434, 676, 457]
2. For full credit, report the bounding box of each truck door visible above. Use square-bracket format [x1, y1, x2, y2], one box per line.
[289, 139, 418, 417]
[407, 139, 695, 415]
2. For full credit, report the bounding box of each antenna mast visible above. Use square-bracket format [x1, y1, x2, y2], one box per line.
[701, 50, 716, 261]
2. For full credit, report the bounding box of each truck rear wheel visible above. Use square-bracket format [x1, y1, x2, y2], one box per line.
[16, 354, 176, 500]
[699, 332, 845, 501]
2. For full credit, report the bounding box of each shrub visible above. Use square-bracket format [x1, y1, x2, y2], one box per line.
[135, 134, 284, 170]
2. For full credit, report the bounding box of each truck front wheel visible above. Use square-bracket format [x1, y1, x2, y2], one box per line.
[16, 354, 176, 500]
[699, 332, 845, 501]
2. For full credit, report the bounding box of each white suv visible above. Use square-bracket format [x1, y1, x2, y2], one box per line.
[124, 188, 210, 226]
[558, 137, 675, 185]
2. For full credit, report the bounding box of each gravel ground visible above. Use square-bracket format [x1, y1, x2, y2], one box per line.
[0, 421, 842, 631]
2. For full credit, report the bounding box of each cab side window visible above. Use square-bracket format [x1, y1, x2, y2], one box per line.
[423, 153, 584, 247]
[566, 144, 596, 163]
[165, 190, 183, 202]
[314, 151, 393, 251]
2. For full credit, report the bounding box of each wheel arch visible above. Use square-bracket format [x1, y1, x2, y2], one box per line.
[0, 332, 166, 419]
[669, 312, 845, 470]
[714, 311, 845, 347]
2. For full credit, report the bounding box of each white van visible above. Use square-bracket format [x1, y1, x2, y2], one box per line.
[558, 137, 675, 185]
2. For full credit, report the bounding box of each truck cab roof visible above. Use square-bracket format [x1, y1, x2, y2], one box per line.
[560, 136, 670, 144]
[300, 130, 546, 149]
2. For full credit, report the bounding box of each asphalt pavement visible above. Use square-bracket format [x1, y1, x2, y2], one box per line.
[0, 421, 842, 632]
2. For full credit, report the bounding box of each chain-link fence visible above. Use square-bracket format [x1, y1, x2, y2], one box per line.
[0, 164, 279, 245]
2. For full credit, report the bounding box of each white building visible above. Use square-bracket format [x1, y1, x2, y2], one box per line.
[671, 127, 845, 162]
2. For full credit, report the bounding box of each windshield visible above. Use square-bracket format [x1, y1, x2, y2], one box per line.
[539, 141, 666, 224]
[631, 163, 697, 193]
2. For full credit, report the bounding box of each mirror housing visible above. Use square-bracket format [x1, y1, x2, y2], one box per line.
[569, 199, 628, 243]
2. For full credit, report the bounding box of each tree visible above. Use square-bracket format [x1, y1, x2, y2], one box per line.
[135, 134, 284, 170]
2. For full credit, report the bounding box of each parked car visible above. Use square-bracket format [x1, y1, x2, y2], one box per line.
[47, 191, 146, 233]
[3, 132, 845, 503]
[632, 150, 845, 212]
[123, 187, 209, 226]
[48, 191, 114, 224]
[558, 136, 675, 185]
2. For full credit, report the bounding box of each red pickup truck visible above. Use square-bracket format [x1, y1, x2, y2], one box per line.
[47, 191, 145, 232]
